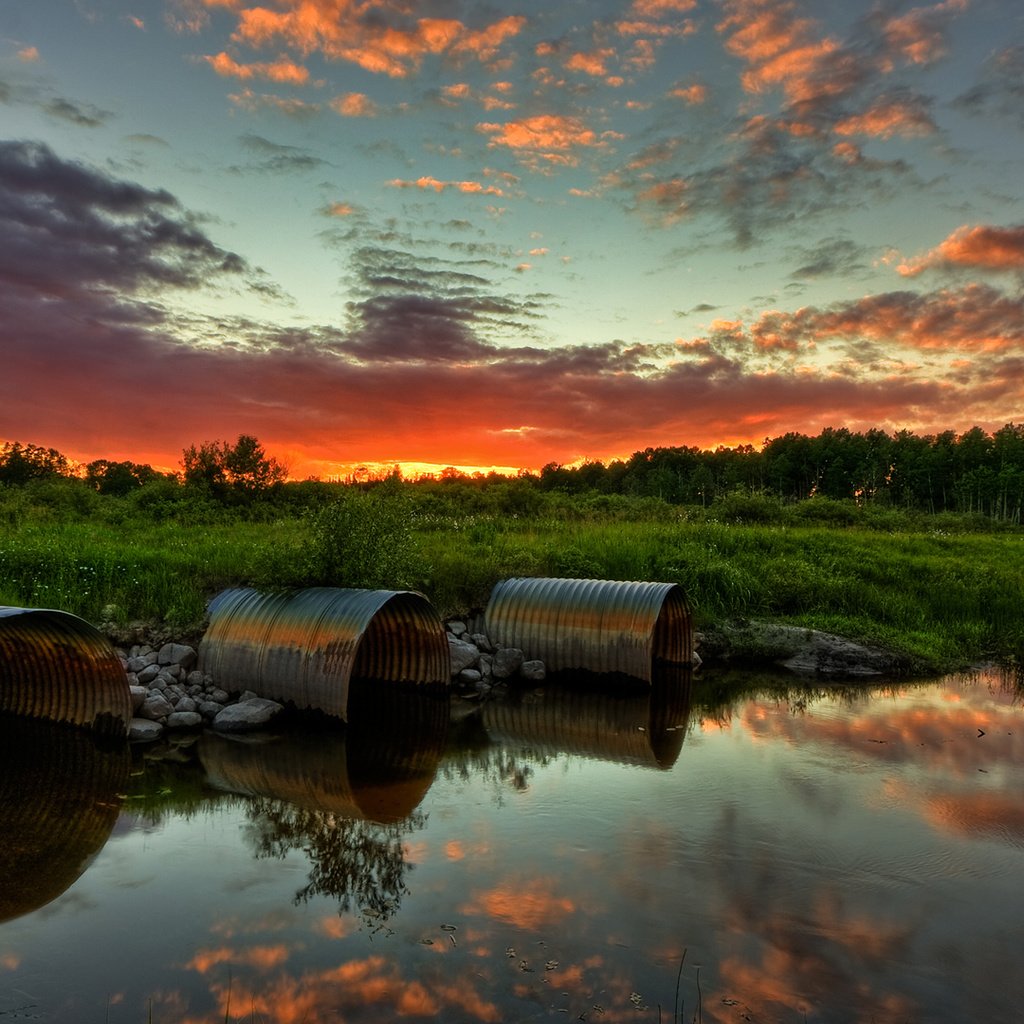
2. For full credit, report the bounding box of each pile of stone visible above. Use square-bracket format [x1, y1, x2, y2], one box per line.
[445, 617, 546, 697]
[120, 641, 283, 742]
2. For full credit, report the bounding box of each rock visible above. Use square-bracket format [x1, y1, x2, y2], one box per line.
[478, 653, 493, 680]
[126, 656, 149, 674]
[492, 647, 524, 680]
[166, 711, 203, 730]
[139, 693, 174, 720]
[470, 632, 493, 653]
[129, 685, 148, 712]
[239, 690, 259, 703]
[175, 696, 198, 713]
[186, 670, 205, 688]
[128, 718, 163, 742]
[707, 620, 906, 678]
[213, 698, 284, 733]
[458, 668, 482, 685]
[136, 664, 160, 685]
[199, 700, 224, 720]
[519, 659, 546, 682]
[447, 620, 468, 637]
[158, 643, 197, 670]
[448, 636, 481, 675]
[209, 688, 230, 705]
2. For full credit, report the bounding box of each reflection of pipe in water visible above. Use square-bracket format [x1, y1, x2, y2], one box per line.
[198, 681, 450, 823]
[481, 664, 693, 769]
[0, 714, 129, 924]
[484, 577, 693, 683]
[0, 606, 132, 735]
[198, 587, 451, 723]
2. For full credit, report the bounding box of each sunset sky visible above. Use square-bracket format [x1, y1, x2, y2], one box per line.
[1, 0, 1022, 478]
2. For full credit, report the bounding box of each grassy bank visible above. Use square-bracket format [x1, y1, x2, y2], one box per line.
[1, 484, 1022, 671]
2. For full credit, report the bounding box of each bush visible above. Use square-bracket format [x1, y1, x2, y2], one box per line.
[300, 481, 426, 591]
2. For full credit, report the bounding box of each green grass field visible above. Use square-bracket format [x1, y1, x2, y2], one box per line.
[1, 482, 1021, 672]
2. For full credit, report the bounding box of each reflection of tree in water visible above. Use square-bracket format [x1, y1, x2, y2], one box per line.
[442, 712, 554, 807]
[244, 800, 427, 923]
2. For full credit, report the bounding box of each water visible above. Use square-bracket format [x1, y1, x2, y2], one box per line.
[1, 668, 1023, 1023]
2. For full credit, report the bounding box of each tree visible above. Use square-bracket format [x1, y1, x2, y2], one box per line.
[0, 442, 72, 485]
[181, 434, 286, 500]
[84, 459, 160, 496]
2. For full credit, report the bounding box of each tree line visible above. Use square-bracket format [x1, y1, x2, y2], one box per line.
[2, 424, 1023, 522]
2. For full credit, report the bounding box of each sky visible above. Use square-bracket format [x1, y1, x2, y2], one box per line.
[1, 0, 1022, 479]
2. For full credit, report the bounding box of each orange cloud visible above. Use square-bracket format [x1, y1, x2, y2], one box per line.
[881, 0, 969, 67]
[187, 944, 291, 974]
[329, 91, 378, 116]
[462, 879, 577, 930]
[314, 915, 356, 939]
[565, 48, 616, 77]
[478, 114, 601, 168]
[17, 46, 40, 62]
[834, 95, 936, 139]
[898, 224, 1024, 276]
[669, 83, 707, 104]
[325, 201, 356, 217]
[221, 2, 524, 79]
[442, 82, 471, 101]
[631, 0, 697, 13]
[204, 50, 309, 84]
[717, 0, 841, 104]
[388, 176, 504, 196]
[748, 284, 1024, 353]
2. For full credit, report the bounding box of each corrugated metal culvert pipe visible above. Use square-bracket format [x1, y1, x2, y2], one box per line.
[484, 577, 693, 683]
[198, 587, 451, 723]
[199, 684, 449, 823]
[0, 715, 129, 924]
[0, 606, 132, 735]
[482, 664, 693, 770]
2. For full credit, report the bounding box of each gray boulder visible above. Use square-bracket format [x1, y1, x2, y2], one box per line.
[129, 685, 148, 712]
[519, 659, 546, 682]
[166, 711, 203, 730]
[128, 718, 164, 742]
[710, 621, 905, 677]
[139, 693, 174, 721]
[213, 698, 284, 733]
[136, 664, 160, 685]
[448, 636, 481, 675]
[492, 647, 524, 680]
[158, 643, 197, 669]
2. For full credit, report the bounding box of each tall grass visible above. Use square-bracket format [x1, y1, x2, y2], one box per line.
[1, 489, 1021, 668]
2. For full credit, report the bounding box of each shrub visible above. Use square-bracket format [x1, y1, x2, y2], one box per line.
[300, 481, 426, 591]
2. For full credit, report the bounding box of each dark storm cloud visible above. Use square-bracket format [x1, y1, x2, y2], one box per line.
[0, 138, 274, 297]
[955, 44, 1024, 128]
[43, 96, 112, 127]
[789, 237, 871, 280]
[231, 133, 329, 174]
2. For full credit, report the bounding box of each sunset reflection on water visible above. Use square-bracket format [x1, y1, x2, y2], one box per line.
[0, 669, 1022, 1023]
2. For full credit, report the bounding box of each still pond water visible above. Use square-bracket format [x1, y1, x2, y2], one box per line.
[1, 667, 1023, 1024]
